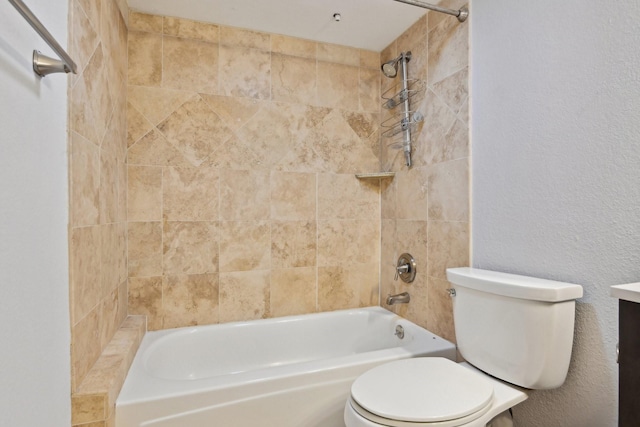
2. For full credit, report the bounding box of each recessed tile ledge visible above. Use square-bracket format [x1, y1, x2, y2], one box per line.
[611, 283, 640, 304]
[72, 315, 146, 427]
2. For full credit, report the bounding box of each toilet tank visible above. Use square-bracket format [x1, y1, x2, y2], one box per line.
[446, 267, 583, 389]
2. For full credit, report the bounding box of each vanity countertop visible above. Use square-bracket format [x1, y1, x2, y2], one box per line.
[611, 283, 640, 304]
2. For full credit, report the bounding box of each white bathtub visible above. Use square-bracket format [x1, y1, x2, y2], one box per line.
[116, 307, 455, 427]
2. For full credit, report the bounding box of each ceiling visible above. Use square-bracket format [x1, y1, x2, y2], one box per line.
[127, 0, 428, 52]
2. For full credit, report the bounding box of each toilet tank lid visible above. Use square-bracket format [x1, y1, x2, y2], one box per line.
[446, 267, 583, 302]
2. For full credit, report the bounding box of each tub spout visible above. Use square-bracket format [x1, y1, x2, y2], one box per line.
[386, 292, 410, 305]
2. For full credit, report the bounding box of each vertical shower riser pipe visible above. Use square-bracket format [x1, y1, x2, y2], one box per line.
[400, 53, 412, 167]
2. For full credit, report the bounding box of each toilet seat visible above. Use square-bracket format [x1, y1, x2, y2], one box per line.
[348, 358, 495, 427]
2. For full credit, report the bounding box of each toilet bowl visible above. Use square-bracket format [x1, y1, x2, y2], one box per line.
[344, 267, 583, 427]
[344, 358, 526, 427]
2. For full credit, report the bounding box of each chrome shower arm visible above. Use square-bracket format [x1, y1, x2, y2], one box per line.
[392, 0, 469, 22]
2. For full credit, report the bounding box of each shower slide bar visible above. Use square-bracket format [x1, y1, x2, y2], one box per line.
[392, 0, 468, 22]
[8, 0, 77, 76]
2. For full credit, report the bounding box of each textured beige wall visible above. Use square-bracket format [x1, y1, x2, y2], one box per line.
[68, 0, 129, 392]
[126, 13, 382, 330]
[380, 2, 470, 343]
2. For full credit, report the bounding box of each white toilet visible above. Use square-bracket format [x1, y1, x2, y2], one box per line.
[344, 267, 583, 427]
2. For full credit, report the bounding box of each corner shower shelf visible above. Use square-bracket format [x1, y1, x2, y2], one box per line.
[355, 172, 396, 180]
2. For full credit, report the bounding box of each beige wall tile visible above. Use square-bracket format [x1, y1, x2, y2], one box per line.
[163, 17, 218, 42]
[360, 50, 380, 70]
[318, 173, 379, 219]
[398, 15, 427, 54]
[359, 68, 381, 113]
[219, 45, 271, 99]
[219, 169, 270, 220]
[70, 132, 100, 227]
[271, 267, 317, 317]
[163, 166, 219, 221]
[100, 223, 125, 297]
[99, 287, 120, 351]
[128, 277, 163, 330]
[380, 219, 397, 298]
[271, 35, 316, 58]
[220, 26, 269, 50]
[413, 89, 458, 167]
[317, 43, 359, 66]
[71, 308, 101, 391]
[427, 12, 469, 85]
[395, 166, 429, 220]
[431, 67, 469, 115]
[318, 262, 378, 311]
[317, 220, 380, 267]
[427, 220, 469, 279]
[70, 226, 102, 325]
[271, 54, 317, 105]
[157, 95, 232, 167]
[317, 62, 359, 110]
[163, 221, 219, 275]
[127, 129, 191, 167]
[271, 220, 316, 268]
[163, 274, 219, 328]
[427, 158, 469, 221]
[427, 276, 456, 342]
[396, 220, 428, 275]
[128, 222, 162, 277]
[128, 85, 193, 126]
[129, 12, 163, 33]
[72, 394, 105, 425]
[199, 94, 261, 126]
[270, 171, 316, 220]
[128, 31, 162, 87]
[127, 165, 162, 221]
[219, 270, 270, 322]
[100, 149, 118, 224]
[70, 0, 99, 74]
[162, 36, 218, 93]
[381, 178, 396, 219]
[219, 221, 270, 272]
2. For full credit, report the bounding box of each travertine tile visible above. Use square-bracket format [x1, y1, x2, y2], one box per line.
[219, 45, 271, 99]
[127, 165, 162, 221]
[359, 68, 381, 113]
[163, 17, 218, 42]
[271, 221, 317, 268]
[381, 178, 396, 219]
[163, 221, 219, 275]
[71, 132, 100, 227]
[428, 10, 469, 85]
[128, 31, 162, 87]
[219, 270, 270, 322]
[317, 220, 380, 267]
[317, 62, 359, 110]
[427, 220, 469, 279]
[163, 274, 219, 328]
[398, 15, 427, 54]
[100, 223, 125, 297]
[396, 220, 429, 275]
[427, 0, 467, 30]
[129, 12, 163, 33]
[219, 169, 270, 220]
[71, 307, 101, 390]
[70, 0, 99, 74]
[427, 276, 456, 342]
[163, 166, 219, 221]
[317, 43, 359, 66]
[380, 219, 397, 297]
[395, 272, 429, 329]
[271, 267, 317, 317]
[318, 263, 379, 311]
[359, 50, 380, 70]
[395, 166, 429, 220]
[220, 26, 269, 50]
[99, 286, 120, 351]
[270, 172, 316, 220]
[72, 394, 105, 425]
[162, 36, 218, 93]
[318, 173, 379, 219]
[219, 221, 270, 272]
[271, 34, 316, 58]
[271, 54, 317, 105]
[199, 94, 261, 127]
[127, 129, 192, 167]
[427, 158, 469, 221]
[127, 85, 193, 126]
[126, 102, 153, 148]
[70, 226, 102, 325]
[412, 89, 459, 167]
[157, 95, 232, 167]
[431, 67, 469, 114]
[128, 222, 162, 277]
[100, 149, 118, 224]
[128, 276, 163, 330]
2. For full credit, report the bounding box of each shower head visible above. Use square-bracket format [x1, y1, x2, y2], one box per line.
[380, 52, 412, 78]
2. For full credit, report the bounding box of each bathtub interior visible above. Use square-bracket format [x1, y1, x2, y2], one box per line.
[116, 307, 457, 427]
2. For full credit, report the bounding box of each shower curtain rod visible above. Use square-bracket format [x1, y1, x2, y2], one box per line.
[392, 0, 468, 22]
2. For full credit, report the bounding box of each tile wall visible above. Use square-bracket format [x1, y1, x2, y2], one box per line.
[380, 1, 470, 343]
[126, 13, 382, 329]
[68, 0, 128, 398]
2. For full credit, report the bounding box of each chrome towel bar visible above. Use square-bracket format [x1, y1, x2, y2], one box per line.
[8, 0, 77, 76]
